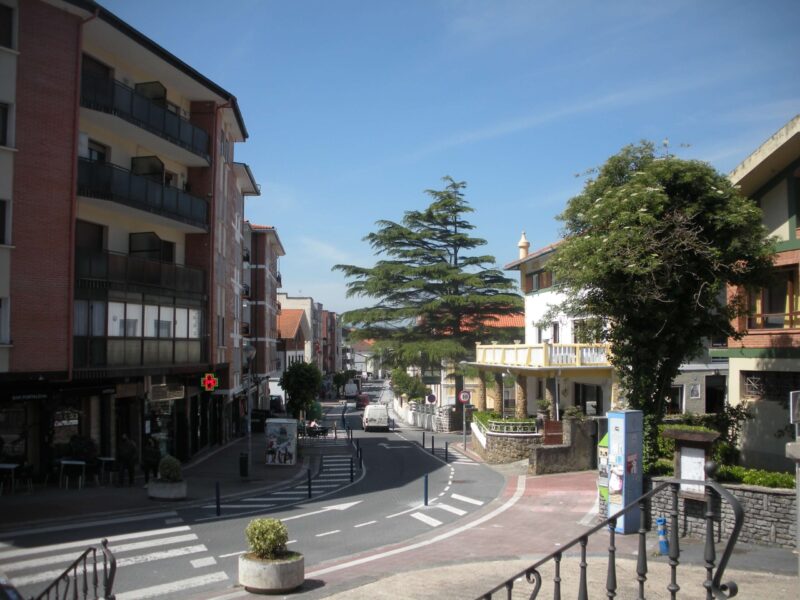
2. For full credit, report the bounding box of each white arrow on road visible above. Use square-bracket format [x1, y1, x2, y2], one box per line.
[281, 501, 362, 523]
[377, 443, 412, 449]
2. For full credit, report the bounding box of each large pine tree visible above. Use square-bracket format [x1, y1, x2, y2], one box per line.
[334, 177, 522, 371]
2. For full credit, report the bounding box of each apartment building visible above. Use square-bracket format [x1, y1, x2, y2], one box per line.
[320, 309, 340, 375]
[0, 0, 258, 473]
[243, 222, 285, 410]
[712, 114, 800, 470]
[277, 294, 323, 371]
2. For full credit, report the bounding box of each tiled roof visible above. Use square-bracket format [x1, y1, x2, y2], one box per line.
[504, 239, 563, 270]
[278, 309, 304, 339]
[484, 313, 525, 328]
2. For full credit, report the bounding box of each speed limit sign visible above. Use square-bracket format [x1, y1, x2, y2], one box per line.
[458, 390, 471, 404]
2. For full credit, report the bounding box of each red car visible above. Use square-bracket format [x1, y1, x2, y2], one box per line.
[356, 393, 370, 409]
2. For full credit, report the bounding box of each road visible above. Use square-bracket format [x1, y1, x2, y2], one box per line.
[0, 381, 506, 599]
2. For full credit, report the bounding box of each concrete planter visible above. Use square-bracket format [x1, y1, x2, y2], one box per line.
[147, 480, 187, 500]
[239, 552, 304, 593]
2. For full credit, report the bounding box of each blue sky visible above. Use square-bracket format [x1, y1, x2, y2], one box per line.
[102, 0, 800, 314]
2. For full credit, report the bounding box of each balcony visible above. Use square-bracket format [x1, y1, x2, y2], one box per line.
[242, 283, 251, 298]
[73, 337, 205, 370]
[78, 158, 208, 230]
[76, 248, 206, 295]
[241, 322, 251, 336]
[473, 342, 612, 373]
[80, 75, 210, 164]
[243, 247, 251, 263]
[747, 310, 800, 330]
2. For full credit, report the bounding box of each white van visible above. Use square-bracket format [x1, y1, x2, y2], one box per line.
[362, 404, 389, 432]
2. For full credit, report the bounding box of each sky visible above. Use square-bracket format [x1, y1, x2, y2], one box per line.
[101, 0, 800, 314]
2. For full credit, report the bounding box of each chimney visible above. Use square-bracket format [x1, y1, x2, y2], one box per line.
[518, 231, 530, 259]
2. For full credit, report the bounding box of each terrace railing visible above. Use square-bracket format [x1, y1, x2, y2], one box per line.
[34, 539, 116, 600]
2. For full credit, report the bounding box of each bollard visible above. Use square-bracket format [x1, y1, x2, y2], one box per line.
[445, 441, 449, 463]
[657, 517, 669, 555]
[334, 423, 337, 440]
[356, 439, 360, 451]
[359, 450, 363, 470]
[215, 481, 221, 516]
[307, 468, 312, 499]
[424, 474, 428, 506]
[422, 431, 426, 448]
[350, 456, 354, 482]
[431, 435, 435, 454]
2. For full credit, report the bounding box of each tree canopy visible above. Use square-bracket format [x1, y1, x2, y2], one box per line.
[334, 177, 522, 371]
[279, 361, 323, 419]
[550, 142, 775, 463]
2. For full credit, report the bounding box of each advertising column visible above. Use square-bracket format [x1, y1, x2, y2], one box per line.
[607, 410, 643, 534]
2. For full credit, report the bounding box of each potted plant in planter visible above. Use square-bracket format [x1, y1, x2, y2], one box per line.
[239, 518, 304, 593]
[536, 399, 552, 422]
[147, 455, 187, 500]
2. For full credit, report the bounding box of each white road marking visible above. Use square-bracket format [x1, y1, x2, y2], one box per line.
[115, 571, 229, 600]
[280, 501, 362, 523]
[165, 517, 184, 525]
[410, 512, 442, 527]
[0, 525, 191, 560]
[435, 503, 467, 516]
[579, 497, 599, 526]
[270, 491, 307, 496]
[218, 550, 247, 558]
[191, 556, 218, 568]
[202, 504, 275, 509]
[452, 493, 484, 506]
[12, 545, 208, 586]
[0, 511, 179, 539]
[4, 534, 199, 571]
[307, 475, 527, 578]
[315, 529, 341, 537]
[385, 504, 424, 519]
[354, 520, 377, 528]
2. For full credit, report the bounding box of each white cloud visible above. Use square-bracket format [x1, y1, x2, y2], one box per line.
[297, 237, 353, 264]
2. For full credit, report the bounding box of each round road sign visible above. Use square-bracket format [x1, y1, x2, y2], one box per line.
[426, 394, 436, 403]
[458, 390, 471, 404]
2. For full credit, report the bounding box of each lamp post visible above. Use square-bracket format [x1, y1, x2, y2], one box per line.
[243, 343, 257, 473]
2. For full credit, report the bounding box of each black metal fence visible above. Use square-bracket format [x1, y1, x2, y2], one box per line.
[476, 463, 742, 599]
[33, 539, 116, 600]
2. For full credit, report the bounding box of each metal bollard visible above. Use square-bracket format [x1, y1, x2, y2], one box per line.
[657, 516, 669, 555]
[350, 456, 354, 482]
[359, 450, 363, 470]
[424, 474, 428, 506]
[215, 481, 221, 516]
[307, 468, 312, 499]
[422, 431, 426, 448]
[431, 435, 435, 454]
[334, 423, 337, 440]
[445, 441, 449, 463]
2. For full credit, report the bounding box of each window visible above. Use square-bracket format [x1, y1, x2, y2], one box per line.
[523, 269, 552, 293]
[551, 322, 560, 344]
[666, 386, 683, 415]
[0, 297, 8, 344]
[0, 199, 6, 245]
[0, 4, 12, 49]
[0, 103, 8, 147]
[748, 267, 799, 329]
[88, 139, 107, 162]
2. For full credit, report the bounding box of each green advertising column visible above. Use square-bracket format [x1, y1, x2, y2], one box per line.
[598, 432, 609, 503]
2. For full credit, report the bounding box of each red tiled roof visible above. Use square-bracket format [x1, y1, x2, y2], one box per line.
[277, 309, 304, 339]
[483, 313, 525, 328]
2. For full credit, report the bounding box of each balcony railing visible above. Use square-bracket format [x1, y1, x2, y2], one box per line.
[73, 337, 205, 369]
[242, 283, 251, 298]
[475, 342, 611, 369]
[81, 74, 210, 161]
[747, 310, 800, 330]
[78, 158, 208, 229]
[76, 248, 205, 295]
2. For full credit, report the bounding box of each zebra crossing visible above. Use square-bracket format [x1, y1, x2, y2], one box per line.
[200, 453, 356, 514]
[0, 522, 231, 599]
[409, 492, 485, 528]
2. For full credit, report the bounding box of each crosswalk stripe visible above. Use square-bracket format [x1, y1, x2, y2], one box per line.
[202, 504, 274, 509]
[435, 503, 467, 516]
[452, 493, 484, 506]
[115, 571, 229, 600]
[270, 491, 306, 496]
[0, 525, 191, 561]
[191, 556, 218, 568]
[3, 534, 199, 572]
[410, 512, 442, 528]
[11, 544, 208, 586]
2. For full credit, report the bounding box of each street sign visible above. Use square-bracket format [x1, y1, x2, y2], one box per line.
[458, 390, 471, 404]
[790, 391, 800, 424]
[426, 394, 436, 403]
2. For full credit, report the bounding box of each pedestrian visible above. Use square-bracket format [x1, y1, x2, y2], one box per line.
[142, 436, 161, 487]
[118, 434, 138, 487]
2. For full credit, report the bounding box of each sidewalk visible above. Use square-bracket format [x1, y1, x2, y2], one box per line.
[0, 435, 330, 533]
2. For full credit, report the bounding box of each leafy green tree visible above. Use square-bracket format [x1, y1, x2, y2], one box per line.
[551, 142, 774, 466]
[280, 362, 323, 419]
[334, 177, 522, 374]
[390, 368, 429, 401]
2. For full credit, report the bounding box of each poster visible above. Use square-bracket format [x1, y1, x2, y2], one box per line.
[265, 419, 297, 466]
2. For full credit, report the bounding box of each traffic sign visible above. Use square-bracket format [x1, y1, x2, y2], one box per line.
[426, 394, 436, 403]
[458, 390, 471, 404]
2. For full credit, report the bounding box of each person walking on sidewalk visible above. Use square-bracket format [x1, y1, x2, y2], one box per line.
[118, 434, 138, 487]
[142, 436, 161, 487]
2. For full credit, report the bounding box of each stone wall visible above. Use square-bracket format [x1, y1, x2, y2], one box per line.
[597, 478, 796, 549]
[529, 418, 594, 475]
[471, 429, 541, 463]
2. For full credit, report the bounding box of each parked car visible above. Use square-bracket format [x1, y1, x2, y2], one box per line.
[362, 404, 389, 432]
[356, 393, 370, 409]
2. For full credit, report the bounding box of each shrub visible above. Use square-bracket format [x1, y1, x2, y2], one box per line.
[245, 518, 289, 560]
[645, 458, 674, 477]
[563, 405, 585, 421]
[158, 455, 182, 482]
[716, 465, 795, 489]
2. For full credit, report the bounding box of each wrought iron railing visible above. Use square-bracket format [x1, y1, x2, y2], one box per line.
[33, 539, 116, 600]
[476, 463, 742, 599]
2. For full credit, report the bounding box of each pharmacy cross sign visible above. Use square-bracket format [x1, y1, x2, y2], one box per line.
[201, 373, 219, 392]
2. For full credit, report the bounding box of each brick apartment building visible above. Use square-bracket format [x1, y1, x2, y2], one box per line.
[0, 0, 260, 475]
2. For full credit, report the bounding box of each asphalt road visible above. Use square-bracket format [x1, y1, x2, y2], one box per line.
[1, 384, 506, 599]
